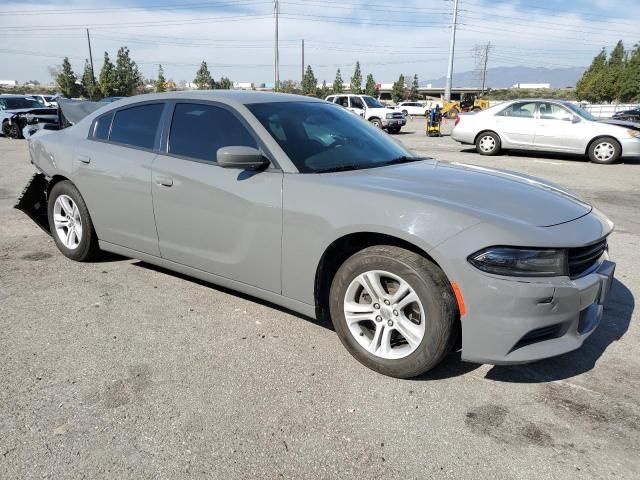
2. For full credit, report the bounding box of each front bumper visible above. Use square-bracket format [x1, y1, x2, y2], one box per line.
[459, 258, 615, 365]
[382, 117, 406, 128]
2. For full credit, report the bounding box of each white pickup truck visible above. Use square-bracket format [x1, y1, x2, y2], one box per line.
[325, 94, 406, 134]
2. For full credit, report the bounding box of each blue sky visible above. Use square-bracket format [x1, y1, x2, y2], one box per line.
[1, 0, 637, 85]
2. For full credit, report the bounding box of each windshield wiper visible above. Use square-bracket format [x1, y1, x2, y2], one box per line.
[381, 156, 427, 166]
[315, 164, 369, 173]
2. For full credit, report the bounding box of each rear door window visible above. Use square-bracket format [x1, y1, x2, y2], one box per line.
[168, 103, 257, 163]
[110, 103, 164, 149]
[92, 112, 113, 140]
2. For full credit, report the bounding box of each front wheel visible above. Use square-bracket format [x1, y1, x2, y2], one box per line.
[48, 181, 100, 261]
[387, 126, 401, 134]
[329, 246, 458, 378]
[588, 137, 621, 164]
[2, 121, 21, 139]
[475, 131, 501, 156]
[369, 118, 383, 129]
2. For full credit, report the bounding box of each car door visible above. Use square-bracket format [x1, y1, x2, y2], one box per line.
[151, 101, 283, 294]
[493, 101, 538, 147]
[74, 102, 165, 255]
[533, 101, 585, 152]
[349, 96, 366, 117]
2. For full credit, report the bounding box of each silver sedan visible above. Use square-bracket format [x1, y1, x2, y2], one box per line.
[17, 91, 615, 378]
[451, 99, 640, 164]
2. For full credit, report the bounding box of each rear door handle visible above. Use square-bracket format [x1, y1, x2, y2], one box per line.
[156, 175, 173, 187]
[78, 155, 91, 164]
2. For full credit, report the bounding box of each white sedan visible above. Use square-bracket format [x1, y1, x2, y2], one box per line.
[451, 99, 640, 164]
[395, 102, 428, 116]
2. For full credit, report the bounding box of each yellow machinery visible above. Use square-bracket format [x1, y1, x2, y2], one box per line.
[441, 93, 489, 119]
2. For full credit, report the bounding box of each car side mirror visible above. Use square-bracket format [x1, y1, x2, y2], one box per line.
[217, 146, 269, 170]
[571, 115, 581, 124]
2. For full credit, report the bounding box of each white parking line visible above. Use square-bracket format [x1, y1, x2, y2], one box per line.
[531, 160, 565, 166]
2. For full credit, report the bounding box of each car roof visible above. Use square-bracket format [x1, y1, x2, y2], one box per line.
[107, 90, 326, 108]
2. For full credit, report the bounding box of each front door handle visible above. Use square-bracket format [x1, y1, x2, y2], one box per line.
[78, 154, 91, 164]
[156, 175, 173, 187]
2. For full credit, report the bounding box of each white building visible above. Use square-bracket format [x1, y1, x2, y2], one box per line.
[511, 83, 551, 89]
[0, 80, 18, 87]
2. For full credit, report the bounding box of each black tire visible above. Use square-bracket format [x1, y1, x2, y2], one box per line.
[388, 127, 401, 134]
[329, 246, 458, 378]
[475, 131, 501, 156]
[47, 180, 100, 261]
[2, 121, 21, 139]
[445, 108, 459, 120]
[588, 137, 621, 164]
[401, 109, 408, 116]
[369, 117, 383, 128]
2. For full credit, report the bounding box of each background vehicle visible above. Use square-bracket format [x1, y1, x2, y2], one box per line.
[612, 108, 640, 123]
[326, 94, 406, 133]
[451, 99, 640, 164]
[18, 91, 614, 379]
[442, 93, 489, 119]
[31, 94, 58, 108]
[395, 102, 428, 117]
[0, 95, 58, 139]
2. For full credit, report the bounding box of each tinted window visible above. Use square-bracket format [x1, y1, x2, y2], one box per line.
[335, 96, 349, 108]
[248, 102, 415, 173]
[169, 103, 257, 162]
[350, 97, 364, 109]
[0, 97, 42, 109]
[498, 102, 536, 118]
[110, 103, 164, 149]
[92, 112, 113, 140]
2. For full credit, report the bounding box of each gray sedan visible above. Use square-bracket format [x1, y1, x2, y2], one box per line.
[18, 91, 615, 378]
[451, 99, 640, 164]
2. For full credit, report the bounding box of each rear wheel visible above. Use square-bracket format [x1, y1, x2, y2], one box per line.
[48, 181, 100, 261]
[329, 246, 458, 378]
[588, 137, 621, 164]
[475, 131, 501, 156]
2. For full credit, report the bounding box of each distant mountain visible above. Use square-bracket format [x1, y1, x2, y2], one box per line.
[422, 66, 586, 89]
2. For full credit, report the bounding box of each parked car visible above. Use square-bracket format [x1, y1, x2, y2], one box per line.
[452, 99, 640, 164]
[0, 95, 58, 139]
[611, 108, 640, 123]
[17, 91, 615, 378]
[395, 102, 428, 117]
[325, 94, 406, 133]
[31, 94, 59, 108]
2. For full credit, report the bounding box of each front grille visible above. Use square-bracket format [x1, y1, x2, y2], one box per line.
[568, 238, 607, 278]
[390, 112, 404, 119]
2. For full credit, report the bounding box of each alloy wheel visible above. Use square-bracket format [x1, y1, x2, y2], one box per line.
[53, 194, 83, 250]
[343, 270, 425, 360]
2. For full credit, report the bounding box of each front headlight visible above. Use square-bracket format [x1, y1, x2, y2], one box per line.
[627, 129, 640, 139]
[386, 113, 394, 119]
[468, 247, 568, 277]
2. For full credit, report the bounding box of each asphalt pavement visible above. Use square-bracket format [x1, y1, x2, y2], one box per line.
[1, 121, 638, 479]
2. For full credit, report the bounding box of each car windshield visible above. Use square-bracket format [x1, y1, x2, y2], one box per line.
[363, 96, 384, 108]
[0, 97, 42, 109]
[248, 101, 420, 173]
[564, 102, 598, 122]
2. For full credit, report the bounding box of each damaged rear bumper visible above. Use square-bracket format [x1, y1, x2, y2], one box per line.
[14, 172, 51, 235]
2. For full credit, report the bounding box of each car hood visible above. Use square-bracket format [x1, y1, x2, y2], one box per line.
[4, 107, 57, 115]
[335, 160, 591, 227]
[599, 119, 640, 130]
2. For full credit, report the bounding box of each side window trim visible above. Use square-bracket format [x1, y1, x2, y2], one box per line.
[160, 99, 280, 170]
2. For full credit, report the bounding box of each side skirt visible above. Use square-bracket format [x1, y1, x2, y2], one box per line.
[98, 240, 318, 320]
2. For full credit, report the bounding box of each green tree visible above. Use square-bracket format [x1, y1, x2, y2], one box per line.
[194, 61, 214, 89]
[216, 77, 232, 89]
[364, 73, 378, 97]
[81, 59, 99, 100]
[155, 64, 166, 93]
[301, 65, 317, 96]
[56, 57, 80, 98]
[98, 52, 117, 98]
[619, 43, 640, 102]
[391, 74, 406, 103]
[410, 74, 419, 101]
[113, 47, 141, 96]
[576, 48, 607, 102]
[604, 40, 626, 102]
[318, 80, 329, 99]
[350, 61, 362, 94]
[332, 68, 344, 94]
[280, 80, 299, 94]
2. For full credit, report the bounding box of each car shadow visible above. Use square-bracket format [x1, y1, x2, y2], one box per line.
[459, 147, 640, 165]
[131, 260, 332, 331]
[485, 278, 634, 383]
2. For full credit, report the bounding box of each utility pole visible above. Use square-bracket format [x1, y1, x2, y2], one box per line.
[301, 39, 305, 84]
[274, 0, 280, 92]
[481, 42, 491, 94]
[86, 28, 96, 86]
[444, 0, 459, 102]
